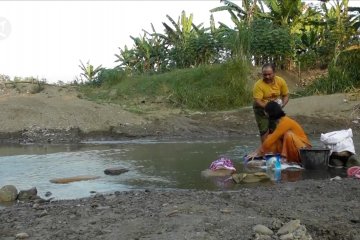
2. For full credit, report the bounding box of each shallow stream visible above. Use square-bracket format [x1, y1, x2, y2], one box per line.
[0, 136, 352, 200]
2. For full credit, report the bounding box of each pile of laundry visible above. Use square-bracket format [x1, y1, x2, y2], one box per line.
[207, 157, 271, 183]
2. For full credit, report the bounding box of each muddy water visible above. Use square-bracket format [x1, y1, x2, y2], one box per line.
[0, 137, 352, 200]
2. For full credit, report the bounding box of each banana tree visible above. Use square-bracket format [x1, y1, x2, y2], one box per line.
[115, 45, 137, 73]
[260, 0, 304, 27]
[115, 25, 168, 74]
[316, 0, 358, 63]
[160, 11, 212, 68]
[210, 0, 264, 26]
[78, 60, 103, 82]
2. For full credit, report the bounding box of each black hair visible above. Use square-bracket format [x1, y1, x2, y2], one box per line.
[262, 63, 276, 72]
[265, 101, 285, 120]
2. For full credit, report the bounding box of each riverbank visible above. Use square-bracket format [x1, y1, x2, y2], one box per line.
[0, 83, 359, 143]
[1, 178, 359, 240]
[1, 84, 360, 240]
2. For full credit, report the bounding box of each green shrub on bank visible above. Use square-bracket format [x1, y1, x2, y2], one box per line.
[79, 60, 252, 111]
[299, 46, 360, 95]
[95, 68, 127, 86]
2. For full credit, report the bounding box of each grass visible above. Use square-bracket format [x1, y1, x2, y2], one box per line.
[79, 60, 253, 111]
[297, 46, 360, 96]
[298, 68, 353, 96]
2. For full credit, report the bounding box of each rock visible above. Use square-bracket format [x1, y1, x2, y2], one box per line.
[349, 230, 360, 240]
[293, 225, 309, 239]
[330, 176, 342, 181]
[280, 233, 294, 240]
[277, 220, 301, 235]
[104, 167, 129, 175]
[34, 197, 54, 204]
[17, 187, 38, 200]
[45, 191, 52, 197]
[32, 203, 40, 209]
[0, 185, 18, 202]
[350, 218, 360, 223]
[253, 224, 274, 235]
[254, 233, 272, 240]
[220, 208, 231, 214]
[15, 232, 29, 239]
[271, 218, 283, 230]
[38, 210, 48, 217]
[50, 175, 100, 184]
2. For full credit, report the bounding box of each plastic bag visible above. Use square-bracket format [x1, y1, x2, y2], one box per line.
[320, 128, 355, 154]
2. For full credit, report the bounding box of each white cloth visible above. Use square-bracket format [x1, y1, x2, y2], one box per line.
[261, 163, 303, 170]
[274, 98, 283, 106]
[320, 129, 355, 154]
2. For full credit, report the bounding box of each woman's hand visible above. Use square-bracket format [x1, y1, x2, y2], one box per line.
[246, 150, 260, 161]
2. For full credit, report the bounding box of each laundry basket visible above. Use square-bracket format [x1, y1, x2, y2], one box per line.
[299, 148, 330, 170]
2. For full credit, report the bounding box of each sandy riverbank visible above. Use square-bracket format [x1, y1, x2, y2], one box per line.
[0, 83, 360, 240]
[1, 178, 359, 240]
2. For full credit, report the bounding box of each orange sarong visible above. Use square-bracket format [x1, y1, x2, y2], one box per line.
[264, 131, 311, 163]
[261, 116, 312, 163]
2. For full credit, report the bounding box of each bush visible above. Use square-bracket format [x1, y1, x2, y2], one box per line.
[298, 50, 317, 70]
[92, 69, 127, 87]
[79, 60, 253, 111]
[301, 46, 360, 95]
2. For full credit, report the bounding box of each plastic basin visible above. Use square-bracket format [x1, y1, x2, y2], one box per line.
[299, 148, 330, 170]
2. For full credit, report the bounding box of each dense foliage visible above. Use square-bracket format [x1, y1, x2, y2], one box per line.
[302, 46, 360, 95]
[77, 0, 360, 110]
[108, 0, 359, 73]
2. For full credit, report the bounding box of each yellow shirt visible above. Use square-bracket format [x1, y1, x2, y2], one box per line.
[253, 76, 289, 103]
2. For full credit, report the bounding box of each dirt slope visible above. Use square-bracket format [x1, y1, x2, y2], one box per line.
[0, 82, 359, 143]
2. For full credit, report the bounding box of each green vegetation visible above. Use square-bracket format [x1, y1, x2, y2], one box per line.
[78, 60, 103, 84]
[300, 46, 360, 95]
[80, 60, 252, 110]
[78, 0, 360, 110]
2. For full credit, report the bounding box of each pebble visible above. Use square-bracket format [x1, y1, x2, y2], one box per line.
[32, 203, 41, 209]
[293, 225, 307, 238]
[165, 210, 179, 217]
[45, 191, 52, 197]
[350, 218, 360, 223]
[104, 167, 129, 175]
[280, 233, 293, 240]
[271, 218, 283, 229]
[38, 210, 48, 217]
[96, 206, 110, 210]
[277, 220, 301, 235]
[220, 208, 231, 214]
[254, 233, 272, 240]
[330, 176, 342, 181]
[15, 232, 29, 239]
[253, 224, 274, 235]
